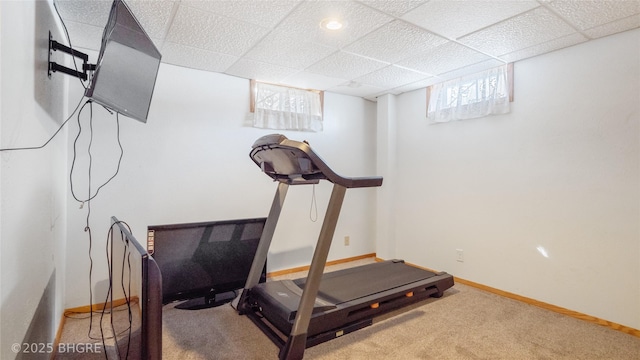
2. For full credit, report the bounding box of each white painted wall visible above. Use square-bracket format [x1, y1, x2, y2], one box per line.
[0, 1, 68, 359]
[65, 63, 378, 308]
[387, 29, 639, 329]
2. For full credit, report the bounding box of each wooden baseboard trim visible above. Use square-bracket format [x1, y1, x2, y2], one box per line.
[453, 276, 640, 338]
[63, 297, 139, 315]
[397, 260, 640, 338]
[57, 297, 140, 359]
[267, 253, 376, 278]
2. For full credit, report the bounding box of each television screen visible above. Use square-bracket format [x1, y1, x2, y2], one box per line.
[110, 216, 162, 360]
[148, 217, 267, 310]
[85, 0, 162, 123]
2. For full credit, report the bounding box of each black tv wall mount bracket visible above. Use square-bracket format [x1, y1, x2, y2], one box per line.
[48, 31, 96, 81]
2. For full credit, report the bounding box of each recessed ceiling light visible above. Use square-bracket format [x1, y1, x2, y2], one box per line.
[320, 18, 344, 31]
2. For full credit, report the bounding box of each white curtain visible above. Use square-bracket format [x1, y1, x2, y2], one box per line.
[252, 82, 323, 132]
[427, 64, 511, 124]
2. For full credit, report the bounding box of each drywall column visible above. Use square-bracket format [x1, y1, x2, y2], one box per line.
[0, 1, 68, 359]
[376, 94, 397, 260]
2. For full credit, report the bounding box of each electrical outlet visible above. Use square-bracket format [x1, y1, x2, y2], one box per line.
[456, 249, 464, 262]
[344, 236, 350, 246]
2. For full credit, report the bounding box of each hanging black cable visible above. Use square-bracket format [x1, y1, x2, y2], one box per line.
[85, 101, 96, 343]
[0, 95, 86, 152]
[69, 102, 125, 205]
[100, 224, 113, 359]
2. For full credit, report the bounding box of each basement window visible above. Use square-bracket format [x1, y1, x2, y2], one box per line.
[250, 80, 324, 132]
[427, 63, 513, 123]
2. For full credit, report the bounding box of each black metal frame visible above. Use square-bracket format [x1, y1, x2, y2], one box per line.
[48, 31, 96, 81]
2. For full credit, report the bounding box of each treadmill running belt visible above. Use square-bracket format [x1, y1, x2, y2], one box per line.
[293, 261, 436, 304]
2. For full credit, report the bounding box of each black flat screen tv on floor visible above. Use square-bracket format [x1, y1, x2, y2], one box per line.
[147, 217, 267, 310]
[109, 216, 162, 359]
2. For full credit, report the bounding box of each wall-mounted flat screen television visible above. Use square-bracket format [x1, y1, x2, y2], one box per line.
[85, 0, 162, 123]
[109, 216, 162, 359]
[148, 217, 267, 310]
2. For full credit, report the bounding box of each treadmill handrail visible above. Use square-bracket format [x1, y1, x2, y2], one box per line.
[250, 134, 383, 188]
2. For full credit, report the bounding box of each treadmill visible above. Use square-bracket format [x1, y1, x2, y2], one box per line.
[237, 134, 454, 360]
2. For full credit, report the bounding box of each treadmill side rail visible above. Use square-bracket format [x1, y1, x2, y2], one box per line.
[237, 181, 289, 315]
[280, 184, 346, 360]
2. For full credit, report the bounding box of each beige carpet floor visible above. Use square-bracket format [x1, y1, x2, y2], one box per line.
[57, 259, 640, 359]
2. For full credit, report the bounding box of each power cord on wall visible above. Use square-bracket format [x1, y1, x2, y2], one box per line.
[67, 100, 128, 359]
[0, 0, 93, 153]
[58, 106, 126, 346]
[0, 95, 86, 152]
[2, 4, 129, 358]
[51, 3, 127, 357]
[69, 101, 124, 206]
[10, 96, 129, 355]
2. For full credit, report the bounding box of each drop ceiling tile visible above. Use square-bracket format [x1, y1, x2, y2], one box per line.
[273, 1, 393, 48]
[584, 14, 640, 39]
[327, 83, 385, 98]
[343, 20, 447, 63]
[57, 0, 637, 102]
[546, 0, 640, 31]
[64, 19, 164, 55]
[353, 65, 430, 89]
[182, 0, 301, 28]
[499, 32, 587, 63]
[54, 0, 112, 26]
[62, 20, 164, 54]
[57, 1, 177, 40]
[458, 7, 576, 56]
[359, 0, 427, 17]
[402, 0, 540, 39]
[280, 71, 347, 90]
[161, 42, 239, 73]
[305, 51, 388, 79]
[62, 21, 105, 52]
[125, 1, 178, 39]
[225, 58, 298, 83]
[244, 32, 337, 69]
[397, 41, 492, 75]
[166, 5, 269, 56]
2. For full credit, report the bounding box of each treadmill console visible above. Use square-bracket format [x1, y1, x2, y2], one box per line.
[250, 134, 383, 188]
